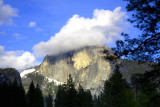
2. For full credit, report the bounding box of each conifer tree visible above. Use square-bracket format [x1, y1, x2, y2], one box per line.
[93, 96, 102, 107]
[27, 81, 36, 107]
[77, 84, 93, 107]
[46, 93, 53, 107]
[55, 75, 93, 107]
[19, 83, 27, 107]
[55, 75, 79, 107]
[12, 78, 19, 107]
[55, 84, 67, 107]
[100, 65, 135, 107]
[84, 90, 93, 107]
[35, 84, 44, 107]
[114, 0, 160, 62]
[12, 79, 27, 107]
[65, 74, 78, 107]
[77, 84, 86, 106]
[131, 64, 160, 106]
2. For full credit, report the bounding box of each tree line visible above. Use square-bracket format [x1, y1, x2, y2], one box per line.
[55, 64, 160, 107]
[55, 74, 93, 107]
[0, 64, 160, 107]
[0, 79, 53, 107]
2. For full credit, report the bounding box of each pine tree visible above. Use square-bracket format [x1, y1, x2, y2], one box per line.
[12, 79, 27, 107]
[19, 83, 27, 107]
[93, 96, 102, 107]
[131, 64, 160, 107]
[35, 84, 44, 107]
[27, 81, 36, 107]
[65, 74, 78, 107]
[100, 65, 136, 107]
[85, 90, 93, 107]
[114, 0, 160, 62]
[12, 78, 20, 107]
[77, 84, 85, 106]
[46, 93, 53, 107]
[55, 75, 94, 107]
[55, 84, 67, 107]
[55, 74, 79, 107]
[77, 84, 93, 107]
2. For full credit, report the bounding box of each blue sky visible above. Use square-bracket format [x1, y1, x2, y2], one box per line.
[0, 0, 138, 70]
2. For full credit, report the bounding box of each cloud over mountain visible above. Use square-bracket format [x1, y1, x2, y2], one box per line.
[0, 0, 18, 25]
[33, 7, 127, 57]
[0, 46, 35, 70]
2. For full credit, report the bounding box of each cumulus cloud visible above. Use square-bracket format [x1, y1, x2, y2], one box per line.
[0, 45, 36, 70]
[33, 7, 127, 57]
[0, 0, 18, 25]
[28, 21, 36, 28]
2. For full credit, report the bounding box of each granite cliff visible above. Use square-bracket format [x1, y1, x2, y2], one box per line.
[21, 45, 153, 95]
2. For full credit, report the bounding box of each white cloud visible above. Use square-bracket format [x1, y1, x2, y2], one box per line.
[33, 7, 128, 57]
[0, 45, 36, 70]
[0, 0, 18, 25]
[28, 21, 36, 27]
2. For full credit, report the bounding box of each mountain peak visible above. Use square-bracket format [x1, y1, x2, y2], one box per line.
[21, 45, 153, 95]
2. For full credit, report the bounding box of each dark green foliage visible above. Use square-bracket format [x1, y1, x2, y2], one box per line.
[12, 79, 27, 107]
[55, 75, 93, 107]
[114, 0, 160, 62]
[26, 81, 36, 107]
[77, 85, 93, 107]
[65, 74, 78, 107]
[93, 96, 102, 107]
[55, 85, 67, 107]
[0, 68, 45, 107]
[35, 84, 44, 107]
[131, 63, 160, 107]
[113, 1, 160, 105]
[19, 83, 27, 107]
[77, 84, 87, 106]
[100, 65, 135, 107]
[46, 93, 53, 107]
[84, 90, 93, 107]
[0, 79, 27, 107]
[26, 81, 44, 107]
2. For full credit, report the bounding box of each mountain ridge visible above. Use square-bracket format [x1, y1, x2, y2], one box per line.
[21, 45, 153, 95]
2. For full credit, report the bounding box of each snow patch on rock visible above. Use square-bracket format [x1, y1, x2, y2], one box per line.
[20, 68, 35, 78]
[46, 77, 63, 85]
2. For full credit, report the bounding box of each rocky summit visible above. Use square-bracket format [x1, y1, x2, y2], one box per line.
[21, 45, 153, 95]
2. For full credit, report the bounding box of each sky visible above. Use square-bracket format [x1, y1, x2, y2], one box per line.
[0, 0, 138, 70]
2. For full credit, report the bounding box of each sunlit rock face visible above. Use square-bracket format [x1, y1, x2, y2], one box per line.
[36, 45, 152, 95]
[72, 49, 91, 70]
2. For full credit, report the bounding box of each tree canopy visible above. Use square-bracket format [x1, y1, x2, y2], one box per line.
[100, 65, 135, 107]
[114, 0, 160, 62]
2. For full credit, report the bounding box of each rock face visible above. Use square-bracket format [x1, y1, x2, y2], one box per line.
[21, 45, 153, 95]
[0, 68, 21, 85]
